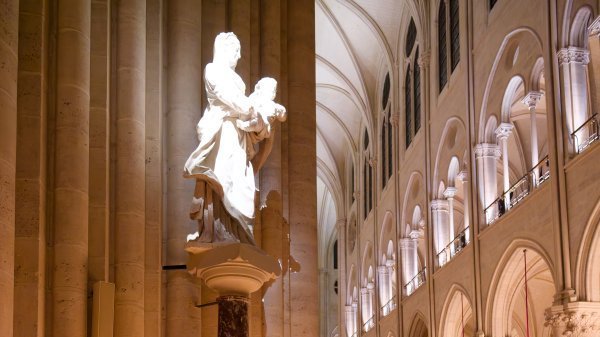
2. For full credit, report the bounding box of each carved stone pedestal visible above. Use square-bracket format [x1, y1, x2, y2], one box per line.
[545, 301, 600, 337]
[186, 243, 281, 337]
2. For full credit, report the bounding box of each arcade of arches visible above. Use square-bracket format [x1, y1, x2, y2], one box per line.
[1, 1, 600, 337]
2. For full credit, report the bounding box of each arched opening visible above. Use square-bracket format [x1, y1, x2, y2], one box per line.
[378, 213, 397, 316]
[345, 265, 359, 337]
[489, 246, 556, 337]
[409, 314, 429, 337]
[440, 288, 475, 337]
[360, 244, 375, 332]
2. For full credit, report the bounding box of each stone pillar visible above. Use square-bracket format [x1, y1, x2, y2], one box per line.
[399, 238, 418, 294]
[0, 0, 19, 334]
[431, 199, 449, 265]
[474, 143, 501, 224]
[217, 296, 249, 337]
[588, 17, 600, 115]
[366, 282, 375, 326]
[522, 92, 543, 174]
[114, 0, 145, 336]
[377, 265, 389, 313]
[286, 0, 318, 336]
[145, 0, 163, 335]
[457, 170, 470, 238]
[351, 300, 359, 336]
[386, 259, 395, 301]
[337, 220, 347, 337]
[165, 1, 203, 336]
[360, 287, 369, 327]
[545, 302, 600, 337]
[557, 47, 590, 152]
[443, 186, 457, 255]
[344, 305, 354, 337]
[495, 123, 513, 208]
[14, 0, 48, 335]
[52, 1, 91, 336]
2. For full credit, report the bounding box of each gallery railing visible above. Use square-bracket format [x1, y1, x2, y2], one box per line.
[436, 227, 470, 267]
[362, 316, 375, 333]
[484, 156, 550, 225]
[403, 268, 426, 296]
[572, 113, 599, 154]
[380, 296, 397, 316]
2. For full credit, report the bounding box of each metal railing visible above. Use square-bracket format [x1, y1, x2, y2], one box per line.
[436, 227, 470, 267]
[484, 156, 550, 225]
[403, 268, 426, 296]
[362, 316, 375, 333]
[572, 113, 599, 154]
[380, 296, 397, 316]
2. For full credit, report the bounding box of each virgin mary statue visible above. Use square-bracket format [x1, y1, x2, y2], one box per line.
[183, 32, 281, 245]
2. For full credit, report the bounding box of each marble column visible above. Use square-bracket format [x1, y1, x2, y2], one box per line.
[377, 265, 389, 313]
[474, 143, 500, 223]
[286, 0, 318, 336]
[399, 238, 418, 294]
[557, 47, 590, 152]
[52, 1, 91, 336]
[588, 17, 600, 115]
[522, 92, 543, 172]
[366, 282, 375, 327]
[344, 305, 354, 337]
[495, 123, 513, 208]
[431, 199, 449, 265]
[0, 0, 19, 334]
[114, 0, 146, 336]
[14, 0, 48, 335]
[457, 170, 470, 239]
[218, 296, 249, 337]
[443, 186, 457, 255]
[360, 287, 369, 328]
[165, 1, 203, 336]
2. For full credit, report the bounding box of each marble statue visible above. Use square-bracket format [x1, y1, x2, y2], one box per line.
[184, 32, 286, 245]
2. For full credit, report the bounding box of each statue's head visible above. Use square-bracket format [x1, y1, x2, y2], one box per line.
[214, 32, 241, 69]
[254, 77, 277, 100]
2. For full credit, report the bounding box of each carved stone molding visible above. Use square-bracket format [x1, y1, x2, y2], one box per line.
[589, 15, 600, 38]
[390, 113, 400, 127]
[545, 302, 600, 337]
[557, 47, 590, 65]
[495, 122, 514, 140]
[443, 186, 457, 199]
[369, 158, 377, 167]
[457, 170, 468, 182]
[418, 51, 431, 68]
[474, 143, 501, 158]
[521, 91, 543, 110]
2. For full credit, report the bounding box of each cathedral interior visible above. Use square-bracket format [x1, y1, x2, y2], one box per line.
[1, 0, 600, 337]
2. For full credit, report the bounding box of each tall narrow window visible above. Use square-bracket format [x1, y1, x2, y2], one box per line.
[414, 48, 421, 133]
[386, 109, 393, 179]
[333, 240, 338, 269]
[438, 2, 447, 91]
[351, 165, 355, 203]
[405, 20, 417, 57]
[450, 0, 460, 70]
[363, 129, 372, 219]
[381, 73, 391, 188]
[405, 70, 412, 147]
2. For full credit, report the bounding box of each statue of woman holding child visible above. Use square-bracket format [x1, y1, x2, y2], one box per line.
[183, 32, 286, 245]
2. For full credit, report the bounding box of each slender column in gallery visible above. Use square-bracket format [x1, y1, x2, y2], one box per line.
[430, 199, 449, 265]
[113, 0, 146, 336]
[457, 171, 470, 238]
[52, 1, 91, 336]
[522, 92, 543, 188]
[360, 287, 369, 327]
[495, 123, 513, 208]
[0, 0, 19, 335]
[589, 17, 600, 114]
[14, 0, 48, 335]
[286, 0, 318, 336]
[165, 1, 203, 336]
[336, 219, 347, 337]
[344, 306, 354, 337]
[443, 187, 457, 255]
[145, 0, 163, 335]
[377, 265, 389, 313]
[474, 144, 500, 223]
[399, 238, 418, 294]
[557, 47, 590, 151]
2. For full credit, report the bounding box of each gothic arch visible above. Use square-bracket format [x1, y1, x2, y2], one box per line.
[409, 312, 429, 337]
[439, 285, 474, 337]
[486, 241, 556, 337]
[432, 117, 467, 192]
[575, 197, 600, 301]
[569, 6, 594, 49]
[379, 211, 396, 265]
[400, 171, 425, 238]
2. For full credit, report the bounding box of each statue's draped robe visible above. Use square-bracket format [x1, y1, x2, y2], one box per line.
[184, 62, 256, 243]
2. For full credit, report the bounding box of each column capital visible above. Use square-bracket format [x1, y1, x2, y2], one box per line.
[589, 15, 600, 38]
[495, 122, 514, 140]
[545, 302, 600, 337]
[399, 237, 418, 249]
[457, 170, 468, 182]
[377, 265, 389, 274]
[390, 113, 400, 127]
[430, 199, 449, 211]
[443, 186, 457, 199]
[557, 47, 590, 65]
[474, 143, 501, 158]
[336, 219, 347, 229]
[368, 157, 377, 167]
[521, 91, 543, 110]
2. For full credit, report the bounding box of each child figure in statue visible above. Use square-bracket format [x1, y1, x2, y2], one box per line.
[236, 77, 287, 142]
